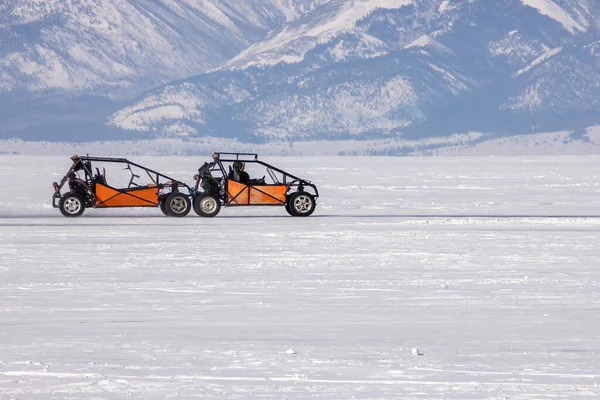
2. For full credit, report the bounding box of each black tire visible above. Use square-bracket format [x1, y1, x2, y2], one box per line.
[165, 192, 191, 217]
[59, 193, 85, 217]
[287, 192, 316, 217]
[284, 202, 296, 216]
[194, 193, 221, 217]
[159, 197, 170, 216]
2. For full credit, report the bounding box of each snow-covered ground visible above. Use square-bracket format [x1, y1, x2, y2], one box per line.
[1, 156, 599, 399]
[3, 127, 600, 157]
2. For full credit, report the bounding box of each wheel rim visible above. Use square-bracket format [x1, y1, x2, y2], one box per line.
[293, 195, 312, 213]
[170, 197, 187, 214]
[64, 197, 81, 214]
[200, 197, 217, 214]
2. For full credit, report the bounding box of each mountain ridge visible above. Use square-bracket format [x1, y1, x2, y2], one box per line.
[1, 0, 599, 152]
[0, 0, 328, 140]
[109, 0, 600, 146]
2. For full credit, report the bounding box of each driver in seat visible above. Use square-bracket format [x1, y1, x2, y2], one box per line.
[232, 161, 265, 185]
[232, 161, 250, 184]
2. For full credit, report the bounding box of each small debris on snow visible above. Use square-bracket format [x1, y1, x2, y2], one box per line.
[286, 347, 297, 355]
[411, 347, 424, 356]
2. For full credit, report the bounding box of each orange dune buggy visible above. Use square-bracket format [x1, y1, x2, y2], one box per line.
[52, 155, 192, 217]
[192, 152, 319, 217]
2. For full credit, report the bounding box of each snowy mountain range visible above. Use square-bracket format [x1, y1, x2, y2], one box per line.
[0, 0, 326, 139]
[1, 0, 600, 151]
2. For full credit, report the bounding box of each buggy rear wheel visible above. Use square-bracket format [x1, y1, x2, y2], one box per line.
[194, 193, 221, 217]
[288, 192, 316, 217]
[165, 192, 191, 217]
[159, 197, 170, 216]
[59, 193, 85, 217]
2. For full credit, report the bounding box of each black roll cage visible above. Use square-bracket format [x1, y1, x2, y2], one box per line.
[194, 152, 319, 200]
[52, 156, 192, 208]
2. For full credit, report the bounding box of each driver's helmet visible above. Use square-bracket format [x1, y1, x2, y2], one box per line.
[233, 161, 245, 172]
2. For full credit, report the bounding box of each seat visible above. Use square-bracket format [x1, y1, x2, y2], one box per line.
[94, 167, 107, 186]
[228, 165, 240, 182]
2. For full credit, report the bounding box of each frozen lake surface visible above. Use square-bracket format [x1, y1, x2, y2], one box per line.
[1, 156, 599, 399]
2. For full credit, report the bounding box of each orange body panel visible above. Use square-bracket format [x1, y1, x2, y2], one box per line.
[95, 183, 159, 207]
[227, 180, 286, 205]
[227, 180, 249, 204]
[249, 185, 286, 204]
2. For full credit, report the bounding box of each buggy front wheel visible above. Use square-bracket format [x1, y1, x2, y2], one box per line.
[287, 192, 316, 217]
[165, 193, 191, 217]
[194, 193, 221, 217]
[59, 193, 85, 217]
